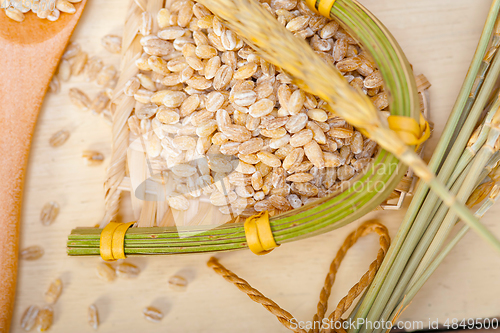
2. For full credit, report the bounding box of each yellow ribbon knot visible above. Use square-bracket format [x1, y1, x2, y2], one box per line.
[100, 221, 135, 261]
[244, 211, 279, 255]
[388, 113, 431, 147]
[305, 0, 337, 17]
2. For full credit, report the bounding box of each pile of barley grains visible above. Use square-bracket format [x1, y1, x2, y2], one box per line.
[3, 0, 81, 23]
[126, 0, 386, 218]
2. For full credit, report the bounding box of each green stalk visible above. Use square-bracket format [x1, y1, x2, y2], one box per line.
[406, 154, 499, 289]
[373, 179, 467, 333]
[373, 149, 498, 332]
[448, 98, 499, 183]
[445, 26, 500, 151]
[350, 3, 500, 329]
[388, 184, 500, 320]
[413, 130, 500, 278]
[369, 129, 500, 253]
[392, 226, 466, 318]
[374, 104, 500, 326]
[368, 119, 500, 333]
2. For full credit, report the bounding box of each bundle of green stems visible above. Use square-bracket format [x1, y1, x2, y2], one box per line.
[349, 1, 500, 330]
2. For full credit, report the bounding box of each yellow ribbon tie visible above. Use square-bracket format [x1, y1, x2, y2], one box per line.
[317, 0, 336, 17]
[388, 113, 431, 147]
[244, 211, 279, 255]
[305, 0, 337, 17]
[100, 221, 135, 261]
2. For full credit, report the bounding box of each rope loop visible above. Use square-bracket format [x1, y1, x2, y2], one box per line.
[209, 220, 391, 333]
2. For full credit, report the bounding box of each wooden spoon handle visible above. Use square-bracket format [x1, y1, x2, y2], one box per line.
[0, 39, 68, 333]
[0, 4, 86, 331]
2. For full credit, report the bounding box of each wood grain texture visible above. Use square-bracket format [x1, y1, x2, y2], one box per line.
[8, 0, 500, 332]
[0, 4, 86, 332]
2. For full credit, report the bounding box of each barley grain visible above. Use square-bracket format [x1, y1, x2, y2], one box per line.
[333, 38, 348, 62]
[371, 91, 389, 110]
[143, 306, 164, 323]
[88, 304, 99, 330]
[56, 0, 75, 13]
[21, 305, 39, 331]
[289, 160, 314, 174]
[269, 194, 292, 210]
[49, 130, 70, 147]
[328, 127, 354, 139]
[307, 109, 327, 122]
[40, 201, 60, 226]
[82, 150, 105, 166]
[260, 127, 287, 139]
[49, 77, 60, 94]
[196, 120, 218, 137]
[289, 129, 313, 147]
[101, 34, 122, 54]
[254, 199, 273, 212]
[204, 56, 221, 79]
[157, 8, 171, 28]
[36, 306, 53, 332]
[37, 9, 51, 19]
[20, 245, 44, 261]
[257, 151, 281, 167]
[287, 89, 305, 115]
[234, 161, 256, 174]
[6, 7, 25, 22]
[140, 11, 153, 35]
[97, 65, 117, 87]
[306, 121, 326, 144]
[364, 70, 383, 89]
[304, 140, 325, 169]
[168, 275, 188, 291]
[286, 173, 314, 182]
[70, 51, 87, 76]
[186, 75, 212, 90]
[44, 278, 63, 304]
[336, 57, 361, 72]
[213, 65, 233, 90]
[116, 262, 141, 279]
[85, 56, 104, 82]
[58, 59, 71, 81]
[96, 263, 116, 282]
[90, 91, 110, 115]
[291, 182, 319, 196]
[323, 151, 342, 167]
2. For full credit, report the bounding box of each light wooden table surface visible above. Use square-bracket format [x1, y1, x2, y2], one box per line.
[10, 0, 500, 332]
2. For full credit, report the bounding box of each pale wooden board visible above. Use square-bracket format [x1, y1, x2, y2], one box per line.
[10, 0, 500, 332]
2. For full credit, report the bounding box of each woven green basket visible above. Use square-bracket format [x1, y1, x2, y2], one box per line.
[67, 0, 419, 256]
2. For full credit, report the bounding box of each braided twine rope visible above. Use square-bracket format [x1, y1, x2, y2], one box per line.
[207, 220, 391, 333]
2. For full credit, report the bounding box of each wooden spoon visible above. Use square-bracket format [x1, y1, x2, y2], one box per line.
[0, 3, 87, 331]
